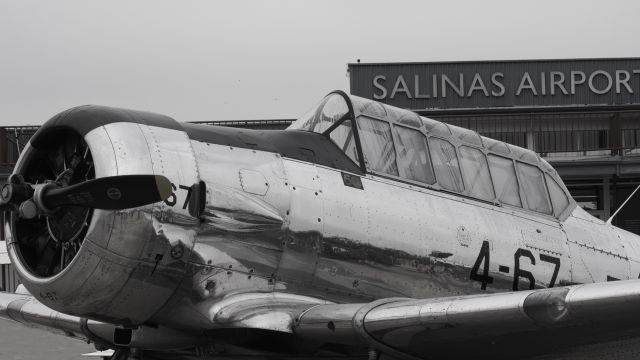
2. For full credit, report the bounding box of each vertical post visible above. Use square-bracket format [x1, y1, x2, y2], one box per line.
[603, 177, 611, 220]
[0, 128, 7, 164]
[608, 113, 622, 156]
[1, 265, 5, 292]
[526, 132, 535, 151]
[527, 112, 535, 151]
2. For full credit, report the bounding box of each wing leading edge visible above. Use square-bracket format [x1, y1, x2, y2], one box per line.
[4, 280, 640, 359]
[0, 290, 200, 352]
[293, 279, 640, 359]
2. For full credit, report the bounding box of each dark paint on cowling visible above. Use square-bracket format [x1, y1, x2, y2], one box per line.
[30, 105, 183, 149]
[181, 124, 363, 174]
[32, 105, 362, 175]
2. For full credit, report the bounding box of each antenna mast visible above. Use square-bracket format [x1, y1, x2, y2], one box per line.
[606, 183, 640, 225]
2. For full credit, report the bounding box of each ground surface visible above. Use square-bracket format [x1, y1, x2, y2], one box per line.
[0, 319, 95, 360]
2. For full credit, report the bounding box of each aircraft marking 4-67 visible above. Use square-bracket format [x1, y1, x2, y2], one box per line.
[1, 91, 640, 359]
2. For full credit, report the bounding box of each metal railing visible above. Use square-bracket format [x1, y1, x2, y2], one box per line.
[540, 147, 640, 161]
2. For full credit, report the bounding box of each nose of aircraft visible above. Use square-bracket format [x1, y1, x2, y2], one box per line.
[4, 105, 198, 325]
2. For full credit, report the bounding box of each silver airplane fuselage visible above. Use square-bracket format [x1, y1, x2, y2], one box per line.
[5, 94, 640, 359]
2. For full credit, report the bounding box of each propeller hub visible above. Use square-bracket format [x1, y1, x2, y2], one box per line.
[0, 181, 34, 207]
[18, 200, 38, 220]
[33, 183, 57, 214]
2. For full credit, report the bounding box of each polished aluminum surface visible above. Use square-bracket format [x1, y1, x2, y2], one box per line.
[295, 279, 640, 359]
[4, 98, 640, 359]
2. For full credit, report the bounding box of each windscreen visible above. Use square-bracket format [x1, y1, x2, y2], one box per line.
[288, 94, 349, 133]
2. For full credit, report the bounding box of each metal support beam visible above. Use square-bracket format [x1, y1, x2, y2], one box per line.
[603, 178, 611, 220]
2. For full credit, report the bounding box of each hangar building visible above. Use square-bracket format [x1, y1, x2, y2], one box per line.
[349, 58, 640, 232]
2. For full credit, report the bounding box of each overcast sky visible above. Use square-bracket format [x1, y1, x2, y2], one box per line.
[1, 0, 640, 125]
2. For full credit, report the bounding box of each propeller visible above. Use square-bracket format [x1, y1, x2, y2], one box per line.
[1, 174, 173, 218]
[4, 131, 176, 277]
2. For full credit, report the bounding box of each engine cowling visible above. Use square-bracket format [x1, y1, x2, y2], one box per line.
[5, 105, 200, 325]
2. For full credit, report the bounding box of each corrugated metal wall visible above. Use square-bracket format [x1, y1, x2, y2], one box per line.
[0, 127, 38, 163]
[0, 264, 19, 292]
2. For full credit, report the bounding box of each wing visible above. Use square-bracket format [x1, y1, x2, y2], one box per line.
[5, 280, 640, 359]
[0, 290, 92, 341]
[291, 280, 640, 360]
[0, 289, 200, 352]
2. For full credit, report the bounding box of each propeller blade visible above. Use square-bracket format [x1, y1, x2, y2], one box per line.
[43, 175, 173, 210]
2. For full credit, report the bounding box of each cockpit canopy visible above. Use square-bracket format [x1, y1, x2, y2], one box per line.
[288, 91, 573, 219]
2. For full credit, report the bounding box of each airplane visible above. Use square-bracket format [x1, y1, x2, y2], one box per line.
[1, 90, 640, 360]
